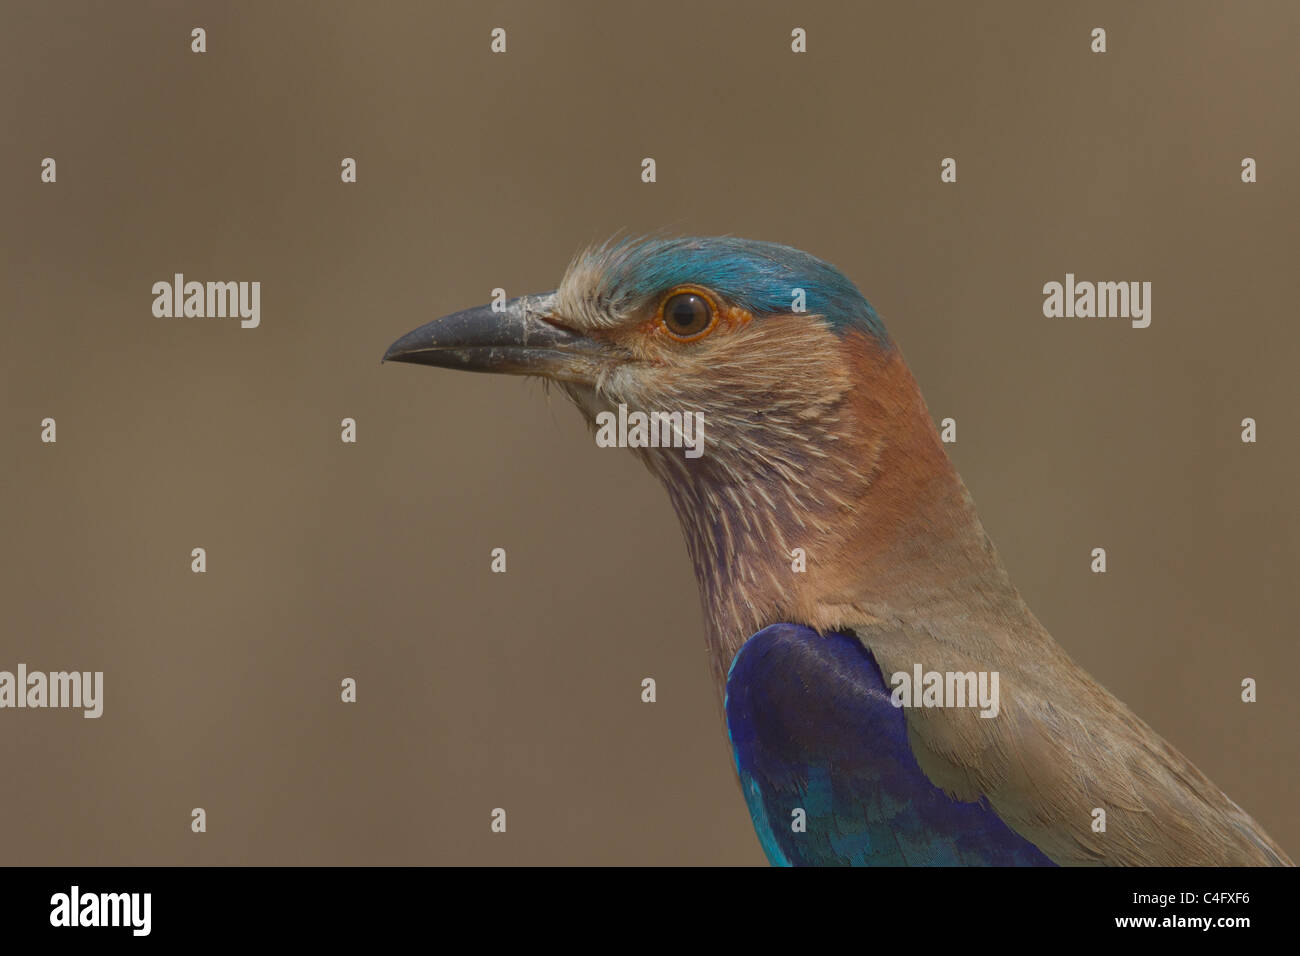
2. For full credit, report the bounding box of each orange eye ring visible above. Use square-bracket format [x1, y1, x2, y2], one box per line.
[656, 286, 720, 342]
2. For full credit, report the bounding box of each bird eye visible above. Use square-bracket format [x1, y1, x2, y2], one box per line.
[661, 292, 715, 340]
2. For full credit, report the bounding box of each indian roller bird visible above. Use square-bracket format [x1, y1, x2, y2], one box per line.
[384, 236, 1291, 866]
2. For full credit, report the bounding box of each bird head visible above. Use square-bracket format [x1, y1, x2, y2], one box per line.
[384, 236, 891, 463]
[386, 236, 997, 686]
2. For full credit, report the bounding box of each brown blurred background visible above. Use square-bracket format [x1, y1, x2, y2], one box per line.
[2, 1, 1296, 865]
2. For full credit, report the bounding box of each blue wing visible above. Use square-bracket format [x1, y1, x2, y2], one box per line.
[725, 623, 1056, 866]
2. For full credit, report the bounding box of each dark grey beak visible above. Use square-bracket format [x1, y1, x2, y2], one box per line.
[383, 292, 610, 383]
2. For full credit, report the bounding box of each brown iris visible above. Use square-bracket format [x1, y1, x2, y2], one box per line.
[661, 292, 715, 340]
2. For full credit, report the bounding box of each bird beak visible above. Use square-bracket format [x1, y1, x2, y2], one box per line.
[383, 292, 610, 385]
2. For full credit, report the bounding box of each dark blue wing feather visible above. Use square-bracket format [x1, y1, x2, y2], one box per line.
[725, 623, 1056, 866]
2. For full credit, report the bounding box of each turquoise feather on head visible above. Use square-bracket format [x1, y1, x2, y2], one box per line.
[557, 235, 891, 343]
